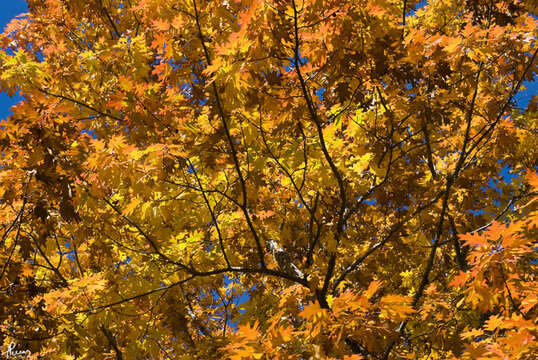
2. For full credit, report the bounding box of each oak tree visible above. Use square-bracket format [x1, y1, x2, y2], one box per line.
[0, 0, 537, 359]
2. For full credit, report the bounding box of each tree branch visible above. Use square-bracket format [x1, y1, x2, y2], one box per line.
[192, 0, 266, 268]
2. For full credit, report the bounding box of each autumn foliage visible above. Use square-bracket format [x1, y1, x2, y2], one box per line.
[0, 0, 537, 358]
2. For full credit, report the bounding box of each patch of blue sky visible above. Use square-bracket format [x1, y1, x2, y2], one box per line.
[514, 79, 537, 109]
[56, 248, 76, 262]
[315, 88, 325, 101]
[179, 80, 193, 99]
[114, 256, 132, 269]
[0, 1, 27, 120]
[284, 53, 308, 72]
[405, 0, 428, 18]
[81, 128, 98, 139]
[469, 162, 524, 219]
[499, 163, 518, 184]
[488, 178, 501, 195]
[220, 275, 256, 329]
[186, 163, 197, 174]
[223, 276, 252, 306]
[468, 208, 484, 216]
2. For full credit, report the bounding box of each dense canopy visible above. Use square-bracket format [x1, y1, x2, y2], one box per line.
[0, 0, 537, 359]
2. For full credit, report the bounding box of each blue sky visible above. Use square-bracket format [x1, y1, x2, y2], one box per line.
[0, 1, 536, 119]
[0, 1, 27, 120]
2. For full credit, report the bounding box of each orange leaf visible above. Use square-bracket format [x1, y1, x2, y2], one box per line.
[238, 321, 259, 341]
[152, 19, 170, 31]
[301, 301, 326, 320]
[364, 280, 382, 299]
[449, 271, 469, 288]
[526, 170, 538, 191]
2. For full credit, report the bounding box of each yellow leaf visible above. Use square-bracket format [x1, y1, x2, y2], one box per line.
[327, 294, 335, 308]
[444, 37, 461, 54]
[21, 263, 34, 277]
[123, 197, 140, 216]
